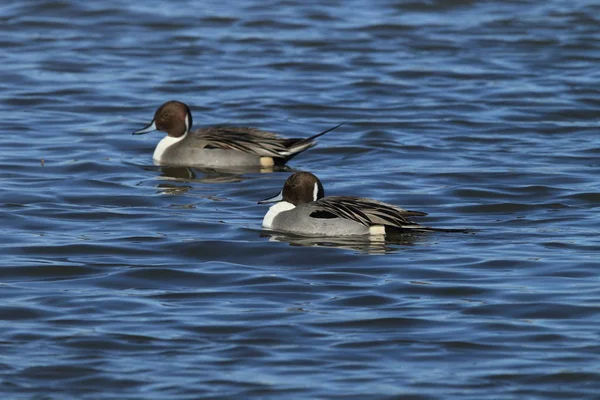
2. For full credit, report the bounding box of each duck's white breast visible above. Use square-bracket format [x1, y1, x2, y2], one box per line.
[153, 135, 186, 163]
[262, 201, 295, 228]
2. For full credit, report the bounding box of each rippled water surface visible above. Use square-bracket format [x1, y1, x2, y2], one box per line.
[1, 0, 600, 398]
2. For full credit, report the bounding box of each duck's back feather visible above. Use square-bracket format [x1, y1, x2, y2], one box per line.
[186, 123, 344, 161]
[308, 196, 427, 229]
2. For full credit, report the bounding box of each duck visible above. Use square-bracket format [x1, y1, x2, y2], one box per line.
[133, 101, 343, 168]
[258, 172, 436, 236]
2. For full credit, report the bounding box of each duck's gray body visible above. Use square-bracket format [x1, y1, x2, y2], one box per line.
[152, 126, 327, 167]
[133, 101, 344, 168]
[260, 172, 429, 237]
[154, 134, 263, 167]
[267, 201, 374, 236]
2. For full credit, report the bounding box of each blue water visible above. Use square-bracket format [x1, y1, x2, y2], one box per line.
[1, 0, 599, 398]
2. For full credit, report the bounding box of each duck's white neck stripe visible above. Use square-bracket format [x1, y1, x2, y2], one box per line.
[184, 113, 190, 134]
[262, 201, 295, 228]
[313, 182, 319, 202]
[153, 132, 187, 163]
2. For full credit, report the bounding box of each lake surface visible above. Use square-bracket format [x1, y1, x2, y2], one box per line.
[1, 0, 599, 398]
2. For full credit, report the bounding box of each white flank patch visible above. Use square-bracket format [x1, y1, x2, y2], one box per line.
[153, 133, 187, 163]
[369, 225, 386, 236]
[262, 201, 295, 228]
[260, 157, 275, 167]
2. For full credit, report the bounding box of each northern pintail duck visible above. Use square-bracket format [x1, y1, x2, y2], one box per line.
[133, 101, 343, 167]
[258, 172, 434, 236]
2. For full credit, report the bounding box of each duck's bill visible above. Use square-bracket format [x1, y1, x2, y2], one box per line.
[257, 191, 283, 204]
[132, 120, 157, 135]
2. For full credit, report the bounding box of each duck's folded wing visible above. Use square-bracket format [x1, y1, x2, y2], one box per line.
[188, 127, 294, 157]
[309, 196, 427, 228]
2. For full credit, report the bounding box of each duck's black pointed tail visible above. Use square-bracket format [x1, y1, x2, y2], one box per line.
[282, 122, 346, 161]
[413, 227, 476, 234]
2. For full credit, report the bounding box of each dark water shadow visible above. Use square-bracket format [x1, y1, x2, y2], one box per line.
[129, 162, 295, 183]
[259, 230, 432, 254]
[156, 165, 295, 195]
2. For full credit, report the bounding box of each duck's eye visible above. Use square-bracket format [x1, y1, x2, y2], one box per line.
[163, 113, 170, 118]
